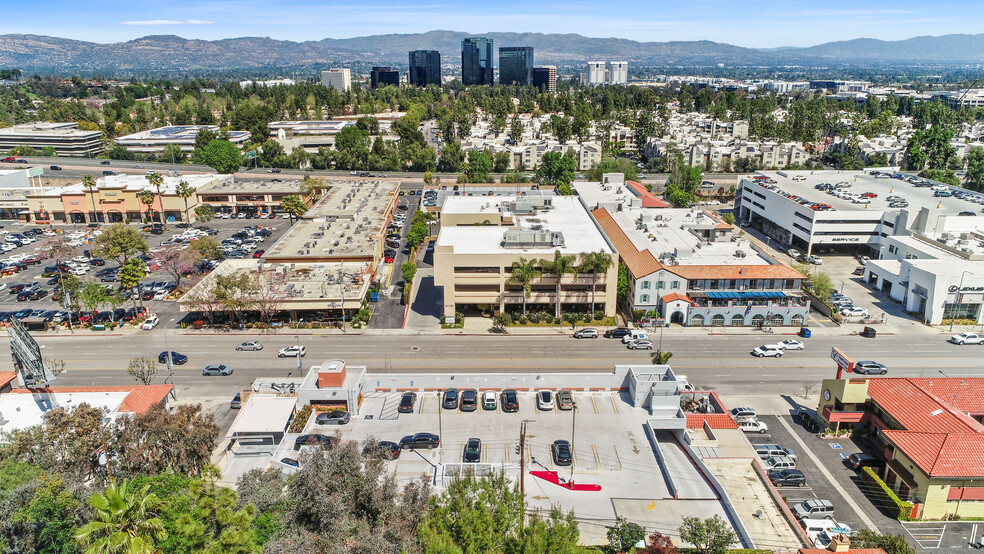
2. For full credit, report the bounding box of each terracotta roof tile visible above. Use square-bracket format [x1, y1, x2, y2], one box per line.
[799, 549, 887, 554]
[661, 292, 694, 304]
[592, 207, 662, 278]
[8, 385, 173, 414]
[0, 372, 16, 389]
[910, 377, 984, 415]
[685, 413, 739, 429]
[866, 378, 984, 434]
[883, 431, 984, 478]
[625, 181, 670, 208]
[666, 264, 805, 280]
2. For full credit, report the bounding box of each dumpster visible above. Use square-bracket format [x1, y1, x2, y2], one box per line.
[861, 326, 876, 338]
[799, 326, 811, 338]
[370, 292, 379, 303]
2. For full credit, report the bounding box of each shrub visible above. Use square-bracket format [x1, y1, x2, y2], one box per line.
[861, 466, 913, 521]
[289, 404, 313, 433]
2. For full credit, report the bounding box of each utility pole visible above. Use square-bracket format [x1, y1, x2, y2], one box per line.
[519, 421, 527, 499]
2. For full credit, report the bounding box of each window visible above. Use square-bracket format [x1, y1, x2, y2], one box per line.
[730, 314, 744, 326]
[711, 314, 725, 326]
[671, 281, 680, 290]
[791, 314, 805, 326]
[888, 245, 896, 254]
[454, 284, 500, 292]
[641, 281, 651, 289]
[640, 294, 650, 303]
[454, 266, 500, 274]
[657, 281, 665, 289]
[785, 279, 796, 289]
[750, 314, 765, 327]
[771, 313, 785, 326]
[690, 314, 704, 326]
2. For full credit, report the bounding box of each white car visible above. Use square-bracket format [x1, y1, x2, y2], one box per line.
[949, 332, 984, 345]
[751, 345, 784, 357]
[839, 307, 868, 318]
[69, 266, 88, 275]
[278, 345, 306, 358]
[536, 390, 554, 411]
[778, 339, 805, 351]
[739, 419, 769, 434]
[808, 255, 823, 265]
[72, 255, 90, 263]
[142, 315, 160, 330]
[153, 289, 168, 301]
[0, 283, 7, 292]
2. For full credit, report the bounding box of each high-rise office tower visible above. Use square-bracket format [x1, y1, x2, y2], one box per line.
[532, 66, 557, 92]
[607, 61, 628, 84]
[408, 50, 442, 87]
[321, 68, 351, 92]
[370, 66, 400, 89]
[461, 37, 494, 86]
[498, 47, 534, 86]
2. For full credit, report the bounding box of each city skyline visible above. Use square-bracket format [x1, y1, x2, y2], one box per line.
[3, 0, 983, 48]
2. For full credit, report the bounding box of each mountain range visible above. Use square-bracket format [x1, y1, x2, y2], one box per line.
[2, 30, 983, 74]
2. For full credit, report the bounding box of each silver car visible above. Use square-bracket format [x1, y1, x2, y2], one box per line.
[236, 341, 263, 351]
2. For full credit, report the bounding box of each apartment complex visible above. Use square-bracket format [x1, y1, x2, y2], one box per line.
[498, 46, 533, 86]
[321, 68, 351, 92]
[586, 61, 628, 85]
[26, 173, 225, 224]
[532, 66, 557, 92]
[434, 195, 618, 320]
[370, 67, 400, 89]
[461, 37, 494, 86]
[408, 50, 442, 87]
[0, 122, 103, 157]
[115, 125, 251, 154]
[581, 176, 808, 327]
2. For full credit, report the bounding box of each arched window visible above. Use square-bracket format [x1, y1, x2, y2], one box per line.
[690, 314, 704, 326]
[771, 313, 785, 326]
[750, 314, 765, 327]
[791, 314, 805, 326]
[711, 314, 725, 326]
[731, 314, 744, 326]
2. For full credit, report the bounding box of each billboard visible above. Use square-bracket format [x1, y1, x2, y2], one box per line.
[7, 319, 56, 388]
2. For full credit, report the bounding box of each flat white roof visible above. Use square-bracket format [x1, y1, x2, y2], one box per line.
[437, 196, 613, 255]
[0, 391, 129, 432]
[226, 395, 296, 437]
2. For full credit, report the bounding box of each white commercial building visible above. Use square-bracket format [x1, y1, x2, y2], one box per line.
[115, 125, 251, 154]
[586, 61, 628, 85]
[239, 78, 296, 88]
[321, 68, 351, 92]
[0, 122, 104, 156]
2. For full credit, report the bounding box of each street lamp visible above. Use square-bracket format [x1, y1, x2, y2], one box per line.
[570, 401, 577, 481]
[162, 318, 176, 371]
[949, 271, 975, 332]
[294, 318, 304, 373]
[437, 389, 443, 462]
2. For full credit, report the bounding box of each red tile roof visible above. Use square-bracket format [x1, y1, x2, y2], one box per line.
[8, 385, 173, 414]
[910, 377, 984, 415]
[592, 207, 662, 278]
[799, 550, 886, 554]
[661, 292, 694, 305]
[667, 264, 805, 280]
[625, 180, 670, 208]
[865, 378, 984, 434]
[0, 372, 16, 389]
[883, 431, 984, 478]
[685, 413, 739, 430]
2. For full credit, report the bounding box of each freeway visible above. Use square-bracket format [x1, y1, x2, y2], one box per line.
[32, 331, 978, 399]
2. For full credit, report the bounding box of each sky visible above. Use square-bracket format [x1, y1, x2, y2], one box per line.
[5, 0, 982, 48]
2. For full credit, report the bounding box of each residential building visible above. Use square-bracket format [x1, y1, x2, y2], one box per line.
[239, 78, 295, 88]
[115, 125, 251, 154]
[498, 46, 533, 86]
[587, 62, 607, 85]
[434, 195, 618, 320]
[532, 66, 557, 92]
[370, 66, 400, 89]
[0, 122, 103, 157]
[321, 68, 351, 92]
[818, 376, 984, 519]
[461, 37, 494, 86]
[408, 50, 441, 87]
[579, 175, 809, 327]
[586, 61, 628, 85]
[26, 173, 226, 224]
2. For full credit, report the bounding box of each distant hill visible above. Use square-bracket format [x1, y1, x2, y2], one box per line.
[1, 30, 983, 74]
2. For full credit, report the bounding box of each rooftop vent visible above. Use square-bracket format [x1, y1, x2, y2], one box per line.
[502, 229, 565, 249]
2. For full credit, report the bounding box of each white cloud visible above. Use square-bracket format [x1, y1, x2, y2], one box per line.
[121, 19, 215, 26]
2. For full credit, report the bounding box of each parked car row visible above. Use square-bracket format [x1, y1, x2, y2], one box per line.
[750, 339, 805, 358]
[397, 388, 576, 414]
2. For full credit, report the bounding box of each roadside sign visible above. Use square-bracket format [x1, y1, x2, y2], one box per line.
[27, 167, 44, 177]
[831, 347, 854, 378]
[245, 151, 257, 159]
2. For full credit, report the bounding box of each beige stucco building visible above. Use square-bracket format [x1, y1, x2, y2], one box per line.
[434, 195, 618, 320]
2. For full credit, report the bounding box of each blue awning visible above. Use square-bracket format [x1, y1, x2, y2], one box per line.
[705, 291, 787, 300]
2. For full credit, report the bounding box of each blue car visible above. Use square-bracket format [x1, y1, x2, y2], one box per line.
[157, 351, 188, 365]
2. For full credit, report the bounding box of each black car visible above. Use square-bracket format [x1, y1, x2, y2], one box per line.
[769, 469, 806, 487]
[400, 432, 440, 450]
[363, 440, 401, 460]
[294, 434, 336, 451]
[102, 170, 115, 176]
[604, 327, 632, 339]
[89, 258, 105, 266]
[49, 165, 61, 170]
[442, 388, 459, 410]
[157, 351, 188, 365]
[463, 438, 481, 463]
[460, 389, 478, 412]
[99, 160, 111, 165]
[846, 453, 884, 471]
[18, 289, 47, 301]
[398, 392, 417, 413]
[501, 389, 519, 412]
[551, 440, 573, 466]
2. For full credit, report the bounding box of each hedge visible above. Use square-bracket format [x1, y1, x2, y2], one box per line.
[861, 465, 913, 521]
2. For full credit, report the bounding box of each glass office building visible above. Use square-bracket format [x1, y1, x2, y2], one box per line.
[461, 37, 494, 86]
[499, 47, 533, 86]
[370, 66, 400, 89]
[409, 50, 442, 87]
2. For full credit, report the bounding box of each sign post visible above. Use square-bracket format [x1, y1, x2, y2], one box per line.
[830, 347, 854, 380]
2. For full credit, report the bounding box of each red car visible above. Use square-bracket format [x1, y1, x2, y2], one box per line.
[21, 256, 40, 265]
[1, 157, 15, 163]
[252, 249, 265, 258]
[860, 192, 877, 198]
[384, 255, 395, 263]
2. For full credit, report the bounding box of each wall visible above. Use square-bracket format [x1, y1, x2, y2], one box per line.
[367, 367, 632, 392]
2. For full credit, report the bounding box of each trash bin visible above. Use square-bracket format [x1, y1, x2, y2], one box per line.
[862, 326, 876, 338]
[799, 327, 812, 338]
[370, 292, 379, 303]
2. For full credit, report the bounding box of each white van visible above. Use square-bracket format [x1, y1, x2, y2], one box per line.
[621, 330, 649, 344]
[800, 519, 851, 546]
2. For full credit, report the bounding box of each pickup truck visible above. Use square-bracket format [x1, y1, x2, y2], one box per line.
[738, 419, 768, 434]
[949, 332, 984, 345]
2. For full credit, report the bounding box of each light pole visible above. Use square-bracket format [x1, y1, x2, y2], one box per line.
[949, 271, 975, 332]
[162, 318, 176, 371]
[294, 318, 303, 373]
[437, 389, 443, 462]
[570, 401, 577, 481]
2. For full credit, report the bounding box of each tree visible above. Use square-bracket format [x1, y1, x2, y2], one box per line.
[607, 516, 645, 552]
[152, 245, 193, 289]
[505, 258, 542, 319]
[850, 529, 916, 554]
[213, 272, 258, 326]
[145, 172, 165, 224]
[187, 236, 223, 263]
[0, 473, 89, 554]
[194, 204, 215, 223]
[438, 140, 464, 173]
[138, 190, 156, 222]
[127, 357, 159, 385]
[174, 180, 194, 223]
[118, 258, 147, 313]
[160, 143, 187, 164]
[111, 403, 219, 481]
[508, 116, 523, 145]
[678, 515, 737, 554]
[401, 262, 417, 285]
[75, 480, 167, 554]
[79, 281, 108, 314]
[201, 140, 242, 174]
[299, 175, 328, 201]
[333, 126, 371, 170]
[581, 251, 612, 316]
[82, 174, 99, 223]
[721, 212, 736, 225]
[423, 170, 433, 185]
[537, 151, 577, 193]
[585, 156, 638, 182]
[4, 404, 106, 481]
[810, 271, 834, 303]
[965, 146, 984, 191]
[638, 531, 678, 554]
[617, 261, 629, 301]
[541, 250, 578, 319]
[651, 350, 673, 364]
[174, 469, 259, 554]
[280, 195, 307, 225]
[406, 220, 428, 247]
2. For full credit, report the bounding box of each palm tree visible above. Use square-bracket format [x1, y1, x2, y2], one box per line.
[541, 250, 578, 320]
[651, 350, 673, 365]
[145, 172, 165, 223]
[138, 190, 155, 223]
[75, 479, 167, 554]
[581, 251, 613, 317]
[174, 180, 194, 223]
[506, 257, 542, 317]
[82, 174, 98, 223]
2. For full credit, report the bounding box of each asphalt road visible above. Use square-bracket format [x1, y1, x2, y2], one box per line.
[39, 331, 977, 399]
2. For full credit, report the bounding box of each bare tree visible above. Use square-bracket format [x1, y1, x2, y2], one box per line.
[127, 357, 159, 385]
[187, 286, 220, 326]
[251, 268, 289, 325]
